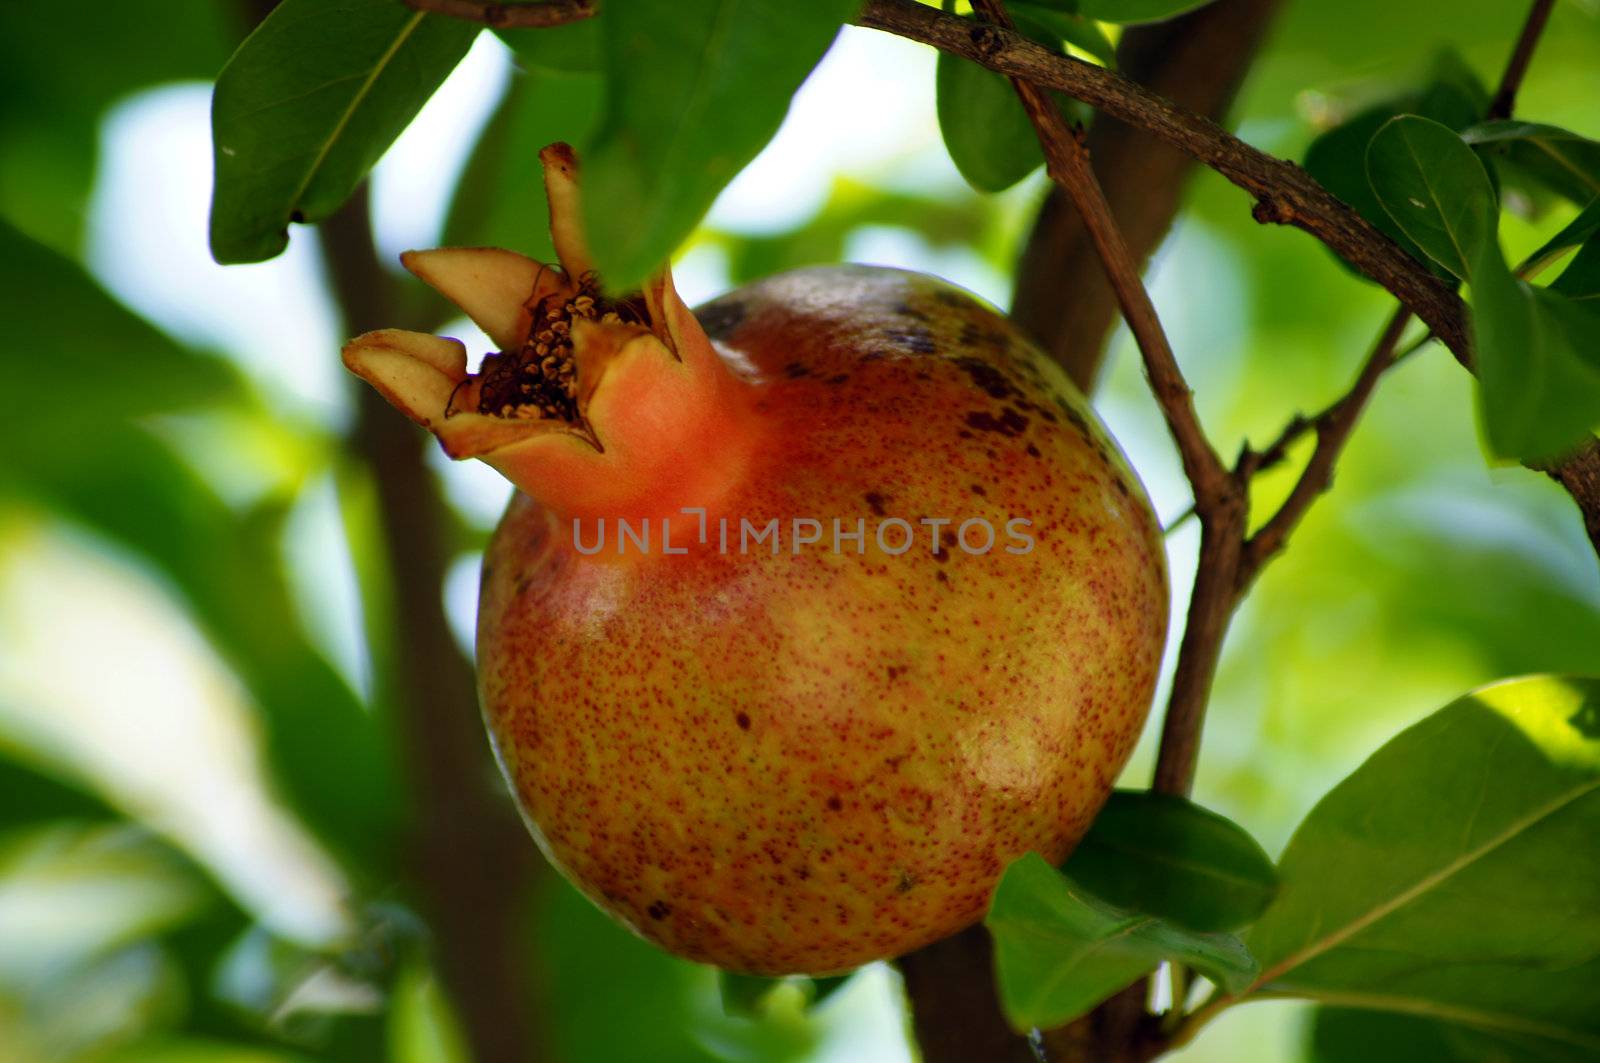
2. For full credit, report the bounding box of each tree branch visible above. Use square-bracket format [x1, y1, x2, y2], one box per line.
[320, 190, 546, 1063]
[1487, 0, 1554, 120]
[403, 0, 594, 27]
[1011, 0, 1283, 391]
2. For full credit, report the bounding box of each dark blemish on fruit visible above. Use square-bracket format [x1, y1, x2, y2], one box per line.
[885, 329, 937, 354]
[965, 407, 1029, 438]
[828, 373, 850, 385]
[796, 867, 811, 881]
[958, 429, 973, 440]
[932, 544, 950, 563]
[514, 575, 532, 597]
[736, 711, 752, 731]
[860, 351, 884, 363]
[933, 289, 968, 309]
[886, 664, 906, 681]
[864, 491, 888, 517]
[1026, 443, 1042, 458]
[916, 371, 932, 381]
[784, 361, 811, 379]
[970, 484, 986, 496]
[935, 570, 949, 583]
[1115, 478, 1130, 497]
[826, 796, 843, 811]
[952, 356, 1017, 400]
[647, 900, 671, 920]
[896, 301, 930, 321]
[695, 298, 747, 338]
[896, 870, 919, 893]
[1054, 395, 1091, 434]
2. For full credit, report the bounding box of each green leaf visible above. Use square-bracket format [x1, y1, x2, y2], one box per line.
[1309, 1006, 1595, 1063]
[8, 425, 401, 877]
[1550, 238, 1600, 302]
[583, 0, 857, 289]
[1522, 197, 1600, 276]
[1063, 791, 1277, 933]
[498, 19, 601, 73]
[1068, 0, 1216, 25]
[389, 959, 470, 1063]
[1301, 54, 1488, 283]
[986, 852, 1256, 1031]
[1470, 236, 1600, 460]
[443, 69, 604, 264]
[1010, 4, 1118, 66]
[209, 0, 477, 264]
[95, 1041, 318, 1063]
[937, 8, 1089, 194]
[0, 219, 238, 431]
[1461, 121, 1600, 207]
[1366, 115, 1497, 281]
[1248, 676, 1600, 1058]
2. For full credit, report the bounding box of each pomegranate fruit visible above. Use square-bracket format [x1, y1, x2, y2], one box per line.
[344, 144, 1167, 975]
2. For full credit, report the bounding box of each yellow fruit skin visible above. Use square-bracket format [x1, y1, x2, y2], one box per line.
[476, 265, 1168, 975]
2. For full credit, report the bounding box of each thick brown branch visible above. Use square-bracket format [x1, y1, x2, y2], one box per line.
[897, 928, 1039, 1063]
[403, 0, 594, 27]
[1012, 0, 1282, 391]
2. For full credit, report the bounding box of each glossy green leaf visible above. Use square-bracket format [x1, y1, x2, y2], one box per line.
[937, 8, 1089, 194]
[986, 852, 1256, 1030]
[443, 69, 604, 265]
[582, 0, 856, 290]
[1302, 54, 1487, 282]
[1366, 115, 1497, 281]
[209, 0, 477, 264]
[1309, 1006, 1594, 1063]
[1069, 0, 1216, 25]
[1248, 676, 1600, 1058]
[1063, 791, 1277, 933]
[1461, 121, 1600, 207]
[1470, 236, 1600, 460]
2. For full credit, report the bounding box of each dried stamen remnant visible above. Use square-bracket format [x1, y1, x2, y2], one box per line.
[465, 273, 649, 424]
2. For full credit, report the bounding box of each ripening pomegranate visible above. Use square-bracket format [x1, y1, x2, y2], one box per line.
[344, 144, 1167, 975]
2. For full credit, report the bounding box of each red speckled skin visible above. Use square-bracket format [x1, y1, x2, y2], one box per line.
[476, 265, 1167, 975]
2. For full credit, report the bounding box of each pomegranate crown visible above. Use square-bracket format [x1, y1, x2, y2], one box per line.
[342, 144, 748, 518]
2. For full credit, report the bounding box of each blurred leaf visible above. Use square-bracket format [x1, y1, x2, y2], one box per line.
[1365, 115, 1496, 282]
[497, 19, 601, 73]
[1063, 791, 1277, 933]
[1522, 197, 1600, 275]
[0, 0, 238, 252]
[986, 852, 1256, 1030]
[209, 0, 477, 264]
[96, 1040, 318, 1063]
[1067, 0, 1216, 25]
[1308, 1006, 1593, 1063]
[1010, 4, 1118, 66]
[0, 757, 114, 834]
[442, 68, 604, 264]
[18, 944, 189, 1061]
[536, 879, 818, 1063]
[1550, 238, 1600, 301]
[387, 960, 467, 1063]
[0, 220, 238, 432]
[1470, 234, 1600, 460]
[716, 970, 853, 1017]
[1248, 676, 1600, 1057]
[1461, 121, 1600, 207]
[0, 824, 208, 987]
[7, 425, 400, 877]
[583, 0, 857, 289]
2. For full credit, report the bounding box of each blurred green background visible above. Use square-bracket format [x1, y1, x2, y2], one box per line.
[1, 0, 1597, 1060]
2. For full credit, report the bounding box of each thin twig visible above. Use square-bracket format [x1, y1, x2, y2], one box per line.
[1487, 0, 1555, 119]
[1237, 307, 1411, 586]
[403, 0, 594, 27]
